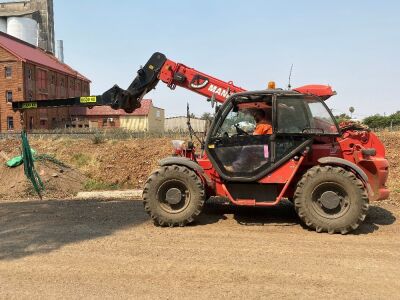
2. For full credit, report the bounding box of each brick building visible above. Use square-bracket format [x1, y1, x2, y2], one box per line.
[0, 31, 90, 132]
[70, 99, 165, 133]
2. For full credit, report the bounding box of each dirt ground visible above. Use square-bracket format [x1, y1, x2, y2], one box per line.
[0, 199, 399, 299]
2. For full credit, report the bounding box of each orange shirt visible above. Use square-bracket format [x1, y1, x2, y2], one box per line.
[254, 123, 272, 135]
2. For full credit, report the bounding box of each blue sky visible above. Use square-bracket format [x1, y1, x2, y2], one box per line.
[54, 0, 399, 118]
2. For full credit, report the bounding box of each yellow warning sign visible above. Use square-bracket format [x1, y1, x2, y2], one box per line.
[80, 96, 97, 103]
[21, 102, 38, 109]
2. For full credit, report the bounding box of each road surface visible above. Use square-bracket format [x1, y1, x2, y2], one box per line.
[0, 198, 399, 299]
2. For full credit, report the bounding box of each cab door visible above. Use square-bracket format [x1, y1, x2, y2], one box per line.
[205, 93, 324, 182]
[206, 97, 274, 181]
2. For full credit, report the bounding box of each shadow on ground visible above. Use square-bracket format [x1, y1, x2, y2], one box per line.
[353, 205, 397, 234]
[199, 200, 298, 227]
[199, 200, 396, 234]
[0, 199, 148, 261]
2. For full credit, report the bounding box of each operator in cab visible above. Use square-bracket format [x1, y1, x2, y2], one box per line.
[225, 109, 272, 173]
[253, 109, 272, 135]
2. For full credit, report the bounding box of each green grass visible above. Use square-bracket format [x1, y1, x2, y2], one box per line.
[84, 179, 120, 191]
[72, 153, 91, 167]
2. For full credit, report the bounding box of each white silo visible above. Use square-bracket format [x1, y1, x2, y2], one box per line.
[0, 17, 7, 33]
[7, 17, 38, 46]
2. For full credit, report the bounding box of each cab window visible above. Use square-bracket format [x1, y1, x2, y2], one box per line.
[277, 97, 338, 134]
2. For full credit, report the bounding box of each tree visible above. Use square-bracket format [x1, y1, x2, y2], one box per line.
[334, 113, 351, 123]
[201, 112, 214, 122]
[363, 111, 400, 129]
[349, 106, 355, 118]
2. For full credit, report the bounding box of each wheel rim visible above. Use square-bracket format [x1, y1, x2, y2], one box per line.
[156, 179, 191, 214]
[311, 182, 350, 219]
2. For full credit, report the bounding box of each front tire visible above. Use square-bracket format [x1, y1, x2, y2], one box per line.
[294, 165, 369, 234]
[143, 165, 205, 227]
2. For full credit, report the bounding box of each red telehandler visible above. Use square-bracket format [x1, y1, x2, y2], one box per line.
[13, 52, 389, 234]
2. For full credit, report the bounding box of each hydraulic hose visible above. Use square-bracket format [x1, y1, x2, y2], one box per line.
[21, 130, 44, 199]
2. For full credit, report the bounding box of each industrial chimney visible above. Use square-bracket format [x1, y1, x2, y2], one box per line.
[56, 39, 64, 63]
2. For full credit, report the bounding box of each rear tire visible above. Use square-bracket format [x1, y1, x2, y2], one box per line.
[143, 165, 205, 227]
[294, 165, 369, 234]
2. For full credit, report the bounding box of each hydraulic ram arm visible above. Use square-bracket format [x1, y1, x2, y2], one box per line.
[12, 51, 335, 113]
[12, 52, 245, 113]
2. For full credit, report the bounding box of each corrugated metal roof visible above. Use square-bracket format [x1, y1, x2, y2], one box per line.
[70, 99, 154, 116]
[0, 31, 90, 81]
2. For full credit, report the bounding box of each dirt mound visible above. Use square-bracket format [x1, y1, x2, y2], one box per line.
[377, 132, 400, 203]
[0, 157, 87, 200]
[0, 132, 398, 201]
[21, 137, 174, 189]
[0, 137, 174, 198]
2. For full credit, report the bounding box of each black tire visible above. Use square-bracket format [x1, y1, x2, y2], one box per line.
[143, 165, 205, 227]
[294, 165, 369, 234]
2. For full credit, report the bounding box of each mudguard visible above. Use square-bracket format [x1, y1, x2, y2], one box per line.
[317, 157, 372, 196]
[159, 157, 204, 174]
[318, 157, 368, 182]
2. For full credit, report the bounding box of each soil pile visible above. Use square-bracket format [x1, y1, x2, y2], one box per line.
[377, 132, 399, 202]
[0, 143, 87, 200]
[0, 137, 174, 195]
[37, 137, 174, 188]
[0, 132, 398, 201]
[0, 161, 86, 200]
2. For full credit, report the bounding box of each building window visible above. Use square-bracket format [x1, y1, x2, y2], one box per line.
[37, 69, 47, 90]
[29, 117, 34, 130]
[6, 90, 13, 103]
[28, 68, 32, 80]
[5, 66, 12, 78]
[40, 120, 47, 126]
[156, 110, 161, 118]
[102, 118, 108, 126]
[51, 75, 56, 85]
[7, 117, 14, 130]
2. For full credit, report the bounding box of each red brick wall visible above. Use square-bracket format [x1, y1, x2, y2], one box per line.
[0, 48, 23, 132]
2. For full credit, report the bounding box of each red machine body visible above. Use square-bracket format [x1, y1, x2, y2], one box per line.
[159, 55, 389, 206]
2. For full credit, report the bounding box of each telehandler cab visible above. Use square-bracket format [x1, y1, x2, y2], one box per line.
[13, 52, 389, 234]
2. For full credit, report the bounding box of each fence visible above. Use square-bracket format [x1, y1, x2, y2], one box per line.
[0, 128, 190, 140]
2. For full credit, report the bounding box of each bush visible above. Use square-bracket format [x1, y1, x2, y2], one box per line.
[363, 112, 400, 129]
[91, 133, 105, 144]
